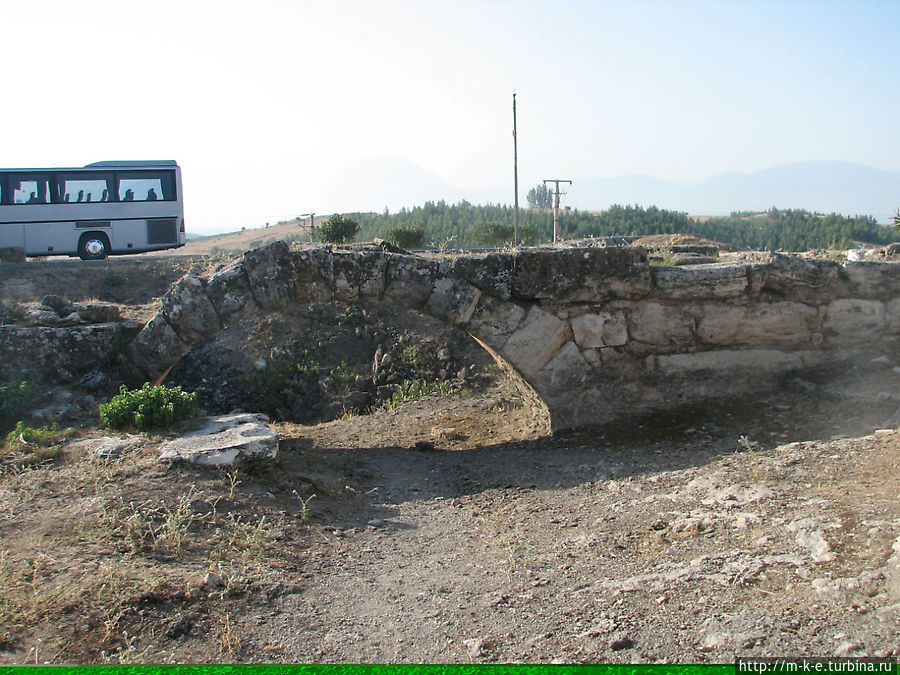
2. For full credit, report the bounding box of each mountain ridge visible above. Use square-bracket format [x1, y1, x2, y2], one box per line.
[567, 160, 899, 222]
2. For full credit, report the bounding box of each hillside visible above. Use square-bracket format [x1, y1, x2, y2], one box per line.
[174, 218, 324, 256]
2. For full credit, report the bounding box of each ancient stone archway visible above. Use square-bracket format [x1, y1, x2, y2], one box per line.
[127, 241, 900, 432]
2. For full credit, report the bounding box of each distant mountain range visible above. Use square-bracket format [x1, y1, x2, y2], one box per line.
[565, 161, 900, 223]
[328, 159, 898, 223]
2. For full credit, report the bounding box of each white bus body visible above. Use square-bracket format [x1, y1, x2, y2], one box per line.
[0, 160, 185, 260]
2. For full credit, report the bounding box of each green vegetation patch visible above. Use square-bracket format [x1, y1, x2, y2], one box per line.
[351, 201, 894, 251]
[99, 383, 198, 431]
[1, 421, 62, 466]
[386, 379, 457, 411]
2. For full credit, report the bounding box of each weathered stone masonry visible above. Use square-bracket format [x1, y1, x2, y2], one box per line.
[122, 242, 900, 432]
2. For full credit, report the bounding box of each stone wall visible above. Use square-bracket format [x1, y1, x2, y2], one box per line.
[4, 241, 899, 431]
[122, 242, 900, 431]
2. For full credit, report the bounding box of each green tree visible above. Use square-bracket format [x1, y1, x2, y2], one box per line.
[893, 209, 900, 232]
[385, 225, 426, 249]
[526, 184, 552, 209]
[319, 214, 360, 244]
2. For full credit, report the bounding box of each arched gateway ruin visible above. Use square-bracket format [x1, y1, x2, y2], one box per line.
[125, 241, 900, 432]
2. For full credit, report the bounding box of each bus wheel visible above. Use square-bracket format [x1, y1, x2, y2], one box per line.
[78, 233, 110, 260]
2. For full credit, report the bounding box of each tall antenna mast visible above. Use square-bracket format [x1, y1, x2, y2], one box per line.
[513, 91, 519, 246]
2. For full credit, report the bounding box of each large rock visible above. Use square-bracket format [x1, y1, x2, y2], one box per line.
[512, 248, 651, 302]
[160, 274, 222, 343]
[651, 263, 750, 300]
[500, 306, 572, 380]
[696, 302, 817, 347]
[0, 322, 141, 382]
[158, 413, 278, 468]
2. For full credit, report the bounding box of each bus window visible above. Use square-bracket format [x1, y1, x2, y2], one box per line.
[118, 171, 175, 202]
[57, 174, 111, 203]
[12, 175, 50, 204]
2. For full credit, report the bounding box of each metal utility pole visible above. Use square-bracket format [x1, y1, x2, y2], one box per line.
[512, 92, 519, 246]
[543, 179, 572, 244]
[298, 213, 316, 242]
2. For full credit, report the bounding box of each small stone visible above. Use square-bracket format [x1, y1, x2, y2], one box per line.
[203, 572, 225, 588]
[464, 637, 489, 658]
[834, 641, 864, 657]
[367, 518, 385, 528]
[609, 633, 634, 651]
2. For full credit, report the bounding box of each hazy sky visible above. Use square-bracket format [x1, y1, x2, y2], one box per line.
[4, 0, 899, 234]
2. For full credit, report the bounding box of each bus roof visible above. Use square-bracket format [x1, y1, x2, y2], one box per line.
[0, 160, 178, 172]
[85, 160, 178, 168]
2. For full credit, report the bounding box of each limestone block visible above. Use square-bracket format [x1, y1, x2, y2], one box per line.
[158, 413, 278, 468]
[426, 276, 482, 326]
[511, 248, 651, 302]
[242, 242, 299, 309]
[290, 247, 335, 304]
[823, 298, 885, 345]
[763, 254, 845, 303]
[205, 261, 257, 323]
[127, 314, 191, 380]
[451, 253, 516, 300]
[842, 261, 900, 299]
[465, 296, 526, 351]
[500, 305, 573, 380]
[571, 311, 628, 348]
[161, 275, 222, 344]
[534, 341, 591, 394]
[651, 263, 749, 300]
[697, 302, 816, 347]
[383, 255, 440, 310]
[628, 303, 695, 346]
[331, 250, 388, 302]
[655, 348, 818, 376]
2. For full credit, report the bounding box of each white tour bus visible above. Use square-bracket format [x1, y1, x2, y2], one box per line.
[0, 160, 185, 260]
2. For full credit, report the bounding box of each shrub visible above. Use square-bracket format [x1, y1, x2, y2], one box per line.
[385, 225, 425, 249]
[0, 378, 39, 434]
[319, 214, 359, 244]
[99, 384, 198, 431]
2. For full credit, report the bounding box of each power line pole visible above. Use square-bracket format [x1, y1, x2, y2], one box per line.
[543, 179, 571, 244]
[298, 213, 316, 242]
[512, 92, 519, 246]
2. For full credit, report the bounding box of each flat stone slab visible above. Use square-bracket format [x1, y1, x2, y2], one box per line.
[71, 435, 140, 460]
[158, 413, 278, 468]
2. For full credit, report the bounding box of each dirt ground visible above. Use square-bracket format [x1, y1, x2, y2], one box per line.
[0, 253, 899, 664]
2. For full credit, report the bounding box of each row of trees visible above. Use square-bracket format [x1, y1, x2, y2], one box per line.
[315, 204, 899, 251]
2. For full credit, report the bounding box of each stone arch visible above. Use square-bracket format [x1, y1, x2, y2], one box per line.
[126, 241, 900, 433]
[126, 242, 577, 432]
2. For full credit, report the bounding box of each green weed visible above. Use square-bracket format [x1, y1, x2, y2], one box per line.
[400, 346, 422, 368]
[99, 383, 198, 431]
[2, 422, 62, 466]
[386, 379, 456, 411]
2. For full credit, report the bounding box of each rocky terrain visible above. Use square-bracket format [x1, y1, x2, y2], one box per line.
[0, 253, 898, 664]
